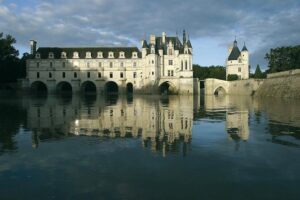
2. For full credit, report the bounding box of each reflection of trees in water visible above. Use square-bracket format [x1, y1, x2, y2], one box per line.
[268, 122, 300, 147]
[0, 100, 26, 154]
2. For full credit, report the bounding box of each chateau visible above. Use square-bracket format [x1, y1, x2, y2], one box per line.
[25, 31, 196, 95]
[226, 39, 249, 80]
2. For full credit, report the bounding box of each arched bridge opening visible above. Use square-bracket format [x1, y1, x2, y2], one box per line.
[56, 81, 72, 94]
[105, 81, 119, 94]
[81, 81, 97, 95]
[30, 81, 48, 94]
[159, 81, 177, 95]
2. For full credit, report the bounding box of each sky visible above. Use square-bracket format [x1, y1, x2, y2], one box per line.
[0, 0, 300, 71]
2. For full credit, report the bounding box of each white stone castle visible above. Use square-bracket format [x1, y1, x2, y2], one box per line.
[226, 39, 249, 80]
[25, 31, 196, 95]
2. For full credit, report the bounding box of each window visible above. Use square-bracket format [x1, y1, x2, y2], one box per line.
[62, 72, 65, 78]
[62, 62, 65, 67]
[87, 72, 90, 78]
[37, 62, 39, 68]
[37, 72, 40, 78]
[152, 71, 154, 75]
[35, 53, 40, 59]
[238, 59, 242, 63]
[109, 52, 114, 58]
[168, 49, 173, 55]
[185, 60, 188, 70]
[49, 72, 52, 78]
[152, 60, 154, 64]
[98, 72, 101, 78]
[238, 67, 241, 72]
[61, 52, 67, 58]
[73, 52, 79, 58]
[50, 62, 53, 67]
[86, 52, 92, 58]
[120, 62, 124, 67]
[169, 60, 173, 65]
[181, 61, 183, 70]
[168, 70, 170, 76]
[87, 62, 90, 68]
[97, 52, 103, 58]
[119, 52, 125, 58]
[132, 52, 137, 58]
[120, 72, 123, 78]
[110, 72, 113, 78]
[110, 62, 113, 68]
[133, 62, 136, 67]
[133, 72, 136, 78]
[74, 72, 77, 78]
[99, 62, 102, 67]
[49, 52, 54, 58]
[171, 70, 174, 76]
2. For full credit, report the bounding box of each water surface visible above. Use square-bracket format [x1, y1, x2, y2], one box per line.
[0, 94, 300, 200]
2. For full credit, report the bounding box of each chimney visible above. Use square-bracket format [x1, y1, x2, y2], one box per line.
[162, 32, 166, 44]
[150, 34, 156, 45]
[30, 40, 37, 55]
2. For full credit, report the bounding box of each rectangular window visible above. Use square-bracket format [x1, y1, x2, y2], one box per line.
[152, 71, 154, 75]
[110, 62, 113, 68]
[87, 72, 90, 78]
[171, 70, 174, 76]
[87, 62, 90, 68]
[238, 67, 241, 72]
[99, 62, 102, 67]
[168, 70, 170, 76]
[37, 72, 40, 78]
[169, 60, 173, 65]
[62, 72, 65, 78]
[62, 62, 65, 67]
[37, 62, 39, 68]
[120, 62, 124, 67]
[133, 72, 136, 78]
[49, 72, 52, 78]
[133, 62, 136, 67]
[120, 72, 123, 78]
[98, 72, 101, 78]
[74, 72, 77, 78]
[50, 62, 53, 67]
[110, 72, 113, 78]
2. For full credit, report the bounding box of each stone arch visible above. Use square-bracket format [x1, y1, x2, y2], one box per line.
[214, 86, 227, 96]
[81, 81, 97, 94]
[105, 81, 119, 94]
[30, 81, 48, 93]
[126, 82, 133, 94]
[159, 81, 177, 95]
[56, 81, 72, 94]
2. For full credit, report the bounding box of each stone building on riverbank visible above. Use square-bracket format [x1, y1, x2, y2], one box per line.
[23, 31, 196, 95]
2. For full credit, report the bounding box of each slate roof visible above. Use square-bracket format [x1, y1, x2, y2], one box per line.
[242, 44, 248, 51]
[36, 47, 142, 59]
[228, 46, 241, 60]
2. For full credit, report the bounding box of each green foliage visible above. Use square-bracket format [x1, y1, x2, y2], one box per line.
[193, 64, 226, 80]
[0, 33, 27, 83]
[227, 74, 239, 81]
[254, 64, 264, 79]
[265, 45, 300, 73]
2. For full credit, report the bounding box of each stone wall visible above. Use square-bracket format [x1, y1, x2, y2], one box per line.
[228, 79, 264, 96]
[255, 74, 300, 98]
[267, 69, 300, 78]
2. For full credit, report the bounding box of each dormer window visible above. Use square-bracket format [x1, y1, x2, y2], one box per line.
[97, 51, 103, 58]
[168, 49, 173, 55]
[151, 47, 155, 54]
[108, 52, 114, 58]
[35, 53, 40, 59]
[132, 52, 138, 58]
[73, 51, 79, 58]
[184, 49, 188, 54]
[86, 51, 92, 58]
[61, 52, 67, 58]
[119, 51, 125, 58]
[49, 52, 54, 59]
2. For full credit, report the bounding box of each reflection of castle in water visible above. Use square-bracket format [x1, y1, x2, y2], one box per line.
[26, 95, 193, 156]
[204, 95, 250, 141]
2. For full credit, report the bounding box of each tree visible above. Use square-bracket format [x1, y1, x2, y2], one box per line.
[227, 74, 239, 81]
[193, 64, 226, 80]
[0, 33, 27, 83]
[254, 64, 263, 78]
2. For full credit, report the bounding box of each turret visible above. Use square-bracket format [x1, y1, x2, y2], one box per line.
[162, 32, 166, 44]
[30, 40, 37, 55]
[141, 40, 148, 58]
[241, 42, 249, 60]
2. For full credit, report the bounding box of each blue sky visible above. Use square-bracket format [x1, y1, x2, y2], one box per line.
[1, 0, 300, 71]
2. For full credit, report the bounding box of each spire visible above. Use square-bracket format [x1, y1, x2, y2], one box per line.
[233, 36, 237, 47]
[183, 29, 186, 44]
[242, 42, 248, 51]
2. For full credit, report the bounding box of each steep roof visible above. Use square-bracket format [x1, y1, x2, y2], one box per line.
[36, 47, 142, 59]
[242, 44, 248, 51]
[228, 46, 241, 60]
[187, 40, 192, 48]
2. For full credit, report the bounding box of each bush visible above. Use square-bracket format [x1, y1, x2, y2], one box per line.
[227, 74, 239, 81]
